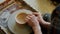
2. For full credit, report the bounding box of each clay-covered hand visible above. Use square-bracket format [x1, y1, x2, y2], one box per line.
[25, 14, 39, 27]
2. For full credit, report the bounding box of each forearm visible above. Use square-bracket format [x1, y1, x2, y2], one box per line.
[32, 25, 42, 34]
[39, 19, 51, 28]
[41, 20, 51, 26]
[42, 21, 51, 29]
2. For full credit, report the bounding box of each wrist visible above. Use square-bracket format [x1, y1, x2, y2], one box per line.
[32, 25, 41, 31]
[32, 25, 42, 34]
[33, 21, 40, 26]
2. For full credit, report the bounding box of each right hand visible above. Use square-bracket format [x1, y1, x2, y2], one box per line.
[25, 14, 40, 27]
[25, 14, 42, 34]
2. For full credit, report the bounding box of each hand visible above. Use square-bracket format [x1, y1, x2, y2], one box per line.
[33, 12, 51, 27]
[25, 14, 39, 27]
[33, 12, 44, 23]
[25, 14, 42, 34]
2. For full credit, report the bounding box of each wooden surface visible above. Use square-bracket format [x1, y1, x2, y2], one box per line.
[0, 0, 56, 14]
[37, 0, 56, 14]
[23, 0, 56, 14]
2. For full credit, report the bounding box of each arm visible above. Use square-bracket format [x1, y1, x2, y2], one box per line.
[39, 19, 51, 29]
[32, 25, 42, 34]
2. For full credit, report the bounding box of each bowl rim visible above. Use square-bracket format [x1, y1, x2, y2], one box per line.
[15, 9, 32, 24]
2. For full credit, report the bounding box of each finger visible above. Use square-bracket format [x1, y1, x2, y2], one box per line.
[25, 16, 31, 22]
[26, 16, 31, 20]
[27, 14, 33, 18]
[25, 19, 28, 22]
[33, 12, 39, 16]
[28, 14, 33, 16]
[28, 15, 35, 19]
